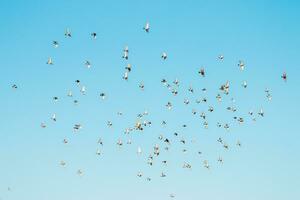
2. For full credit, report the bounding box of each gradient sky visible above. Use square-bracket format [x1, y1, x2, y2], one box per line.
[0, 0, 300, 200]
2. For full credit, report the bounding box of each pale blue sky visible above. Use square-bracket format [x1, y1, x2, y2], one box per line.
[0, 0, 300, 200]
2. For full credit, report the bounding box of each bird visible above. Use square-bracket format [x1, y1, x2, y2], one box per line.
[137, 147, 142, 155]
[125, 64, 132, 72]
[65, 28, 72, 37]
[238, 60, 245, 70]
[51, 113, 56, 122]
[46, 57, 53, 65]
[100, 93, 106, 100]
[85, 60, 91, 68]
[123, 72, 128, 80]
[198, 68, 205, 77]
[137, 171, 143, 177]
[281, 72, 287, 82]
[77, 169, 83, 176]
[12, 84, 18, 89]
[73, 124, 82, 132]
[53, 41, 59, 48]
[218, 157, 223, 163]
[96, 149, 101, 155]
[258, 108, 264, 117]
[122, 46, 129, 60]
[161, 52, 167, 60]
[143, 22, 150, 32]
[242, 81, 247, 88]
[166, 102, 172, 110]
[60, 160, 66, 166]
[40, 123, 46, 128]
[203, 160, 210, 169]
[91, 32, 97, 39]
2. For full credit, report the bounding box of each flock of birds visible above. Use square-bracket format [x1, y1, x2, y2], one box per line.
[9, 22, 288, 198]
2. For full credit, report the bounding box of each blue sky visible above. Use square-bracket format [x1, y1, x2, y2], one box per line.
[0, 0, 300, 199]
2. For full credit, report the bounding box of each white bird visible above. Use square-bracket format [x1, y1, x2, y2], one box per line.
[65, 28, 72, 37]
[123, 71, 128, 80]
[60, 160, 66, 166]
[161, 52, 167, 60]
[242, 81, 247, 88]
[117, 139, 123, 146]
[51, 113, 56, 122]
[46, 57, 53, 65]
[238, 60, 245, 70]
[203, 160, 210, 169]
[80, 86, 86, 95]
[41, 122, 46, 128]
[67, 91, 73, 97]
[137, 171, 143, 177]
[122, 46, 129, 60]
[143, 22, 150, 32]
[53, 41, 59, 48]
[85, 60, 91, 68]
[96, 149, 101, 155]
[137, 146, 142, 155]
[77, 169, 83, 176]
[258, 108, 264, 117]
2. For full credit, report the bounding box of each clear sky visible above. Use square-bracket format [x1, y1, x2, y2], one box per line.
[0, 0, 300, 200]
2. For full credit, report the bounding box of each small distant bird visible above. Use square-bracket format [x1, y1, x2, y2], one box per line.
[281, 72, 287, 82]
[53, 41, 59, 48]
[238, 60, 245, 70]
[116, 139, 123, 146]
[258, 108, 264, 117]
[100, 93, 106, 100]
[67, 91, 73, 97]
[125, 64, 132, 72]
[80, 86, 86, 95]
[46, 57, 53, 65]
[160, 172, 166, 177]
[166, 102, 172, 110]
[91, 32, 97, 39]
[40, 122, 46, 128]
[143, 22, 150, 32]
[107, 121, 113, 127]
[97, 138, 103, 146]
[137, 147, 142, 155]
[75, 79, 81, 85]
[218, 157, 223, 163]
[203, 160, 210, 169]
[122, 46, 129, 60]
[161, 52, 167, 60]
[77, 169, 83, 176]
[217, 137, 223, 144]
[12, 84, 18, 89]
[73, 124, 82, 131]
[123, 71, 128, 80]
[218, 54, 224, 60]
[198, 68, 205, 77]
[242, 81, 247, 88]
[96, 149, 101, 155]
[51, 113, 56, 122]
[137, 171, 143, 177]
[85, 60, 91, 68]
[65, 28, 72, 37]
[60, 160, 66, 166]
